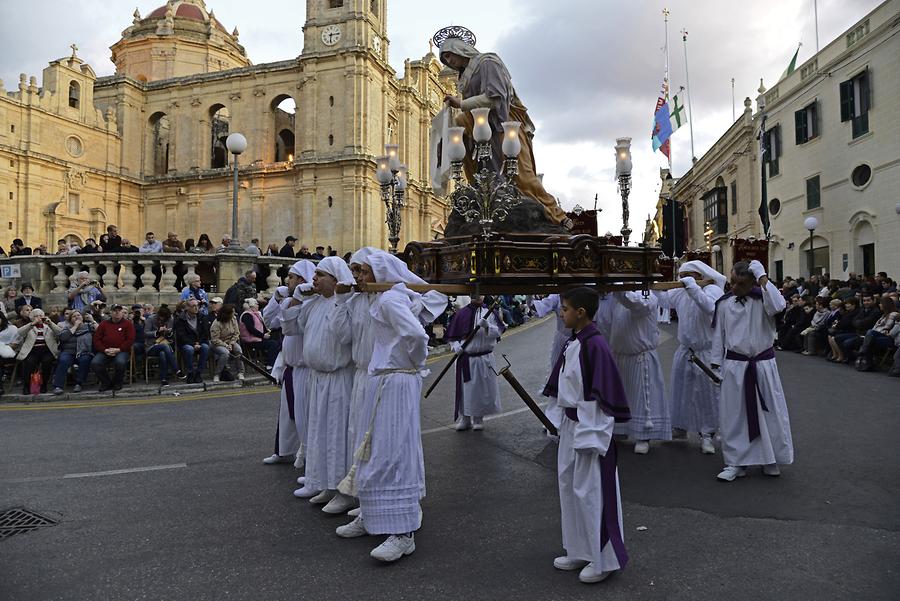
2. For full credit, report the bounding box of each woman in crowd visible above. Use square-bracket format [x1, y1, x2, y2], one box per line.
[239, 298, 279, 369]
[184, 238, 196, 253]
[3, 286, 18, 316]
[195, 234, 215, 254]
[210, 304, 244, 382]
[0, 312, 19, 358]
[145, 305, 177, 386]
[801, 297, 833, 355]
[52, 310, 96, 394]
[857, 297, 898, 371]
[14, 304, 33, 327]
[15, 308, 61, 395]
[826, 297, 860, 363]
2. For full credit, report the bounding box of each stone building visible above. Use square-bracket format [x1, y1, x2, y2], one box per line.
[0, 0, 452, 253]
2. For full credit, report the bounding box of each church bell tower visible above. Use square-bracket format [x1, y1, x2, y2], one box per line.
[302, 0, 389, 61]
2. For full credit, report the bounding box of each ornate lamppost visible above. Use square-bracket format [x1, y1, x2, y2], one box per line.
[376, 145, 407, 253]
[804, 216, 819, 278]
[444, 109, 523, 238]
[615, 137, 633, 245]
[225, 132, 247, 252]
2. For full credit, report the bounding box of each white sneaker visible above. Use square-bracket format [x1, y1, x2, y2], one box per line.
[716, 466, 747, 482]
[322, 493, 357, 515]
[763, 464, 781, 477]
[238, 373, 245, 381]
[309, 489, 336, 505]
[472, 417, 484, 431]
[263, 454, 292, 464]
[348, 507, 361, 517]
[578, 562, 612, 583]
[213, 375, 220, 383]
[634, 440, 650, 454]
[553, 556, 589, 571]
[700, 436, 716, 454]
[455, 416, 472, 431]
[336, 516, 368, 538]
[293, 486, 319, 498]
[370, 534, 415, 562]
[296, 476, 306, 485]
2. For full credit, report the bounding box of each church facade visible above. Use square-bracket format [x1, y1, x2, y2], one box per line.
[0, 0, 453, 253]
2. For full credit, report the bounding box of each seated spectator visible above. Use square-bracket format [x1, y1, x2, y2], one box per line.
[311, 245, 326, 260]
[104, 225, 122, 252]
[78, 238, 100, 254]
[144, 305, 177, 386]
[131, 304, 146, 364]
[802, 297, 834, 356]
[14, 304, 33, 327]
[279, 236, 297, 258]
[0, 312, 19, 358]
[68, 271, 105, 312]
[180, 274, 210, 316]
[781, 297, 815, 352]
[208, 297, 223, 321]
[776, 294, 804, 348]
[836, 293, 881, 362]
[224, 270, 257, 309]
[175, 298, 211, 384]
[210, 304, 244, 382]
[142, 304, 155, 319]
[296, 244, 313, 259]
[88, 300, 108, 324]
[9, 238, 32, 256]
[91, 304, 136, 392]
[889, 321, 900, 377]
[52, 310, 97, 394]
[55, 239, 70, 255]
[239, 298, 278, 369]
[856, 297, 898, 371]
[162, 232, 184, 253]
[15, 308, 61, 395]
[15, 283, 42, 312]
[45, 305, 65, 326]
[3, 286, 19, 316]
[119, 239, 139, 253]
[827, 298, 860, 363]
[139, 232, 162, 253]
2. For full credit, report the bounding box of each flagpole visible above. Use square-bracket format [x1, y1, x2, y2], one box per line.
[682, 28, 696, 163]
[663, 8, 671, 171]
[814, 0, 820, 53]
[731, 77, 736, 122]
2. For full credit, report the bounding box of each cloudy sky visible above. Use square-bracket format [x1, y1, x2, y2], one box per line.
[0, 0, 882, 234]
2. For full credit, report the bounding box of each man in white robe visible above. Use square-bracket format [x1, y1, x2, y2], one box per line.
[596, 291, 671, 454]
[335, 252, 435, 563]
[711, 260, 794, 481]
[656, 261, 726, 454]
[288, 257, 357, 514]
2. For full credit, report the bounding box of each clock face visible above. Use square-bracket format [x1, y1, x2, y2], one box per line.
[321, 24, 342, 46]
[372, 35, 382, 54]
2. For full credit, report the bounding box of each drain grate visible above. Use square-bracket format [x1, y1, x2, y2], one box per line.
[0, 507, 59, 540]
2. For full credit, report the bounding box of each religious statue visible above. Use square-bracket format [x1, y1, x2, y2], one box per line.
[434, 26, 570, 230]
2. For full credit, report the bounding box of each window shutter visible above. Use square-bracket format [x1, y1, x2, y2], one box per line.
[795, 109, 805, 144]
[860, 68, 871, 113]
[811, 101, 819, 138]
[839, 80, 853, 122]
[774, 125, 782, 158]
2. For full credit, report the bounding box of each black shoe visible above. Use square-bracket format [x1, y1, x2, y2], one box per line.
[161, 379, 170, 387]
[176, 370, 187, 380]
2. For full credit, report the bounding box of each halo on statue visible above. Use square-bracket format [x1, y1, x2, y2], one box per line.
[432, 26, 476, 49]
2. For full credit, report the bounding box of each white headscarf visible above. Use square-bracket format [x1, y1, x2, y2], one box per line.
[315, 256, 355, 286]
[349, 246, 382, 267]
[289, 259, 316, 283]
[368, 251, 447, 325]
[678, 260, 727, 289]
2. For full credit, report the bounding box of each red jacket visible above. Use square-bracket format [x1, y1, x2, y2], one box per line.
[93, 318, 136, 352]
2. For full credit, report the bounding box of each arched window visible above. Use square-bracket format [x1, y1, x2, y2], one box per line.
[210, 104, 230, 169]
[276, 130, 295, 162]
[149, 112, 171, 175]
[271, 96, 296, 162]
[68, 81, 80, 109]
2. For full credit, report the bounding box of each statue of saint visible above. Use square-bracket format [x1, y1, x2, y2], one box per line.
[437, 30, 569, 227]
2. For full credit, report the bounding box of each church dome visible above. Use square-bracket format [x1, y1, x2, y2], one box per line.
[145, 1, 228, 33]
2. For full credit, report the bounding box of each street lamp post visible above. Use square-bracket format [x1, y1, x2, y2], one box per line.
[615, 137, 633, 245]
[804, 216, 819, 278]
[225, 132, 248, 252]
[376, 145, 407, 253]
[712, 243, 722, 272]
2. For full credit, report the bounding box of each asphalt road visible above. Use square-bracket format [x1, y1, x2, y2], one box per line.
[1, 316, 898, 601]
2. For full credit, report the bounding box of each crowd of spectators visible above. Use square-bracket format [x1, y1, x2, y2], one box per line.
[774, 272, 899, 376]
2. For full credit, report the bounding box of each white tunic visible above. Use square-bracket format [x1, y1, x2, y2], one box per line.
[449, 307, 502, 418]
[342, 293, 377, 464]
[295, 293, 354, 491]
[260, 294, 300, 457]
[279, 299, 311, 459]
[355, 286, 429, 535]
[531, 294, 571, 371]
[598, 292, 671, 441]
[657, 282, 724, 434]
[711, 282, 794, 467]
[554, 337, 624, 571]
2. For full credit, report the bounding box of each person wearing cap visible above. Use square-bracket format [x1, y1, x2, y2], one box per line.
[15, 308, 61, 394]
[90, 304, 136, 392]
[655, 261, 727, 454]
[208, 297, 224, 321]
[180, 274, 210, 316]
[14, 283, 42, 312]
[280, 236, 298, 258]
[311, 246, 326, 261]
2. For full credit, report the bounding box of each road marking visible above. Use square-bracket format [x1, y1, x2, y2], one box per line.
[3, 463, 188, 484]
[422, 403, 549, 435]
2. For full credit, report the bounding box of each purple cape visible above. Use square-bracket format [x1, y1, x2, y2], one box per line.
[711, 286, 763, 327]
[446, 302, 506, 342]
[542, 323, 631, 423]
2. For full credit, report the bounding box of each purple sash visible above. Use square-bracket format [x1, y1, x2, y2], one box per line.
[283, 365, 295, 421]
[725, 347, 774, 442]
[454, 349, 492, 420]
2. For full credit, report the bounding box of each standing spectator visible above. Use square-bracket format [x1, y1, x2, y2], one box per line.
[162, 232, 184, 253]
[33, 244, 49, 255]
[184, 238, 196, 253]
[52, 311, 96, 394]
[119, 239, 139, 252]
[224, 270, 257, 308]
[297, 244, 313, 259]
[0, 312, 20, 358]
[856, 297, 898, 371]
[78, 238, 100, 254]
[9, 239, 32, 256]
[180, 274, 210, 316]
[104, 225, 122, 252]
[210, 304, 244, 382]
[279, 236, 297, 258]
[245, 238, 261, 257]
[175, 298, 211, 384]
[3, 286, 19, 316]
[139, 232, 162, 253]
[91, 304, 135, 391]
[144, 305, 177, 386]
[15, 308, 61, 394]
[14, 284, 42, 312]
[67, 272, 106, 312]
[98, 234, 111, 252]
[264, 243, 279, 256]
[239, 298, 278, 369]
[195, 234, 215, 253]
[55, 239, 70, 255]
[217, 236, 232, 253]
[311, 245, 326, 260]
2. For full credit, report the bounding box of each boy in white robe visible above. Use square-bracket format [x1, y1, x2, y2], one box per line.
[542, 287, 631, 584]
[595, 290, 671, 453]
[335, 252, 434, 563]
[445, 296, 504, 431]
[656, 261, 726, 454]
[711, 260, 794, 481]
[288, 257, 357, 514]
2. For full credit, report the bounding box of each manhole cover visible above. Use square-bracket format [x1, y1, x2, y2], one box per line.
[0, 507, 59, 540]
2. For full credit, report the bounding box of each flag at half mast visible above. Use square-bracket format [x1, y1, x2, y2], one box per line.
[651, 79, 688, 159]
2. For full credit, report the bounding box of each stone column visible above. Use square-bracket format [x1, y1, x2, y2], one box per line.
[158, 259, 179, 292]
[51, 260, 70, 293]
[119, 258, 138, 292]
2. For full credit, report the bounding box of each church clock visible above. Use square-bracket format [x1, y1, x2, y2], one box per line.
[321, 24, 342, 46]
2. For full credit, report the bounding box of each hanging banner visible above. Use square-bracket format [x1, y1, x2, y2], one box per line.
[732, 238, 769, 265]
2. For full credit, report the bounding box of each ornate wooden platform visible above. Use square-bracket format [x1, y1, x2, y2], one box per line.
[402, 234, 664, 294]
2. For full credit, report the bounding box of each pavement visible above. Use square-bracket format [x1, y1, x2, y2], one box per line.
[1, 316, 898, 601]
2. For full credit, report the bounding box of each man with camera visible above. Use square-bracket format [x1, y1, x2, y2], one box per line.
[67, 271, 106, 312]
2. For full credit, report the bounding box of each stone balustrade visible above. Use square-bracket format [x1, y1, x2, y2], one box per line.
[0, 253, 301, 309]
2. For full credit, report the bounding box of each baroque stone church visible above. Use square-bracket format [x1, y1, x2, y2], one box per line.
[0, 0, 453, 251]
